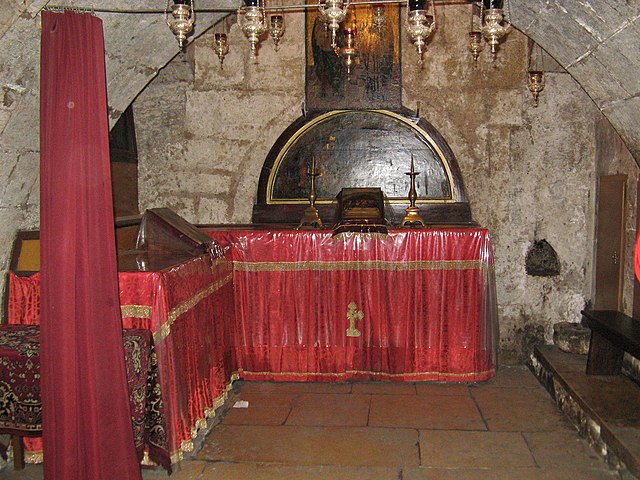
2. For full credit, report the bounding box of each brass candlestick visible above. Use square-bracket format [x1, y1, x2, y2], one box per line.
[400, 156, 426, 228]
[297, 156, 323, 229]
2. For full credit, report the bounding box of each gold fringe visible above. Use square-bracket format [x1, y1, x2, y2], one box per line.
[234, 367, 495, 379]
[331, 231, 389, 242]
[233, 259, 484, 272]
[167, 373, 239, 464]
[24, 450, 43, 464]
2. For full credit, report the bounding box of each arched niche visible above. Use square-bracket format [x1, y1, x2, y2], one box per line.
[253, 109, 473, 225]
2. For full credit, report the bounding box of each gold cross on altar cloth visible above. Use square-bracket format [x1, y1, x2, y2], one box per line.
[346, 302, 364, 337]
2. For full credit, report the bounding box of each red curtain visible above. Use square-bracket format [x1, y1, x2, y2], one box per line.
[40, 11, 141, 480]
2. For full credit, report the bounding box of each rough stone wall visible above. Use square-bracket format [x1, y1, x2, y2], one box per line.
[137, 13, 306, 224]
[134, 4, 605, 363]
[403, 5, 602, 363]
[0, 4, 42, 293]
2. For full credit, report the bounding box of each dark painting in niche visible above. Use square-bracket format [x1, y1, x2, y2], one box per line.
[271, 111, 451, 202]
[305, 5, 402, 111]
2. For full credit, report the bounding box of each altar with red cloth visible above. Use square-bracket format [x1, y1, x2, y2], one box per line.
[6, 226, 497, 466]
[7, 253, 236, 464]
[205, 227, 497, 383]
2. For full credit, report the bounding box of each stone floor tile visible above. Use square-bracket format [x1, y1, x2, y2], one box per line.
[285, 393, 370, 427]
[235, 381, 352, 395]
[523, 430, 607, 470]
[415, 383, 471, 396]
[352, 382, 417, 395]
[201, 462, 401, 479]
[419, 430, 535, 468]
[196, 425, 419, 466]
[0, 463, 43, 480]
[476, 366, 541, 389]
[142, 460, 206, 479]
[369, 394, 485, 430]
[222, 405, 291, 426]
[231, 391, 301, 408]
[403, 466, 619, 479]
[471, 386, 572, 432]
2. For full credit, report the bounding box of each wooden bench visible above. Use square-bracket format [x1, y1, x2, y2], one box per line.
[581, 309, 640, 375]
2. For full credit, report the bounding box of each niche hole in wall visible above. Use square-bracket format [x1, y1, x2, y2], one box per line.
[525, 239, 560, 277]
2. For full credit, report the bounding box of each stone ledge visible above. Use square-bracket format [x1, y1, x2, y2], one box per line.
[531, 344, 640, 479]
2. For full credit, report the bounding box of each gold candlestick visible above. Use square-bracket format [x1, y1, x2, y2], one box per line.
[400, 156, 426, 228]
[297, 156, 323, 229]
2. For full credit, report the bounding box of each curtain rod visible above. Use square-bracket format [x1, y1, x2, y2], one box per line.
[43, 0, 471, 15]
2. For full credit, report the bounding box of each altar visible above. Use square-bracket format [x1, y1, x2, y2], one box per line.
[7, 222, 497, 465]
[205, 226, 497, 383]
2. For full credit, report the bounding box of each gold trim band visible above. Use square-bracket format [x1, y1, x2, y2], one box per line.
[120, 304, 152, 319]
[235, 368, 495, 379]
[234, 259, 484, 272]
[154, 272, 233, 344]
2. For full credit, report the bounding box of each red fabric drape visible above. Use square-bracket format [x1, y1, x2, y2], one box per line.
[40, 11, 141, 480]
[206, 228, 497, 382]
[635, 234, 640, 282]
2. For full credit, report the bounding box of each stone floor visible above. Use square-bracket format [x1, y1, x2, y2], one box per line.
[0, 366, 628, 479]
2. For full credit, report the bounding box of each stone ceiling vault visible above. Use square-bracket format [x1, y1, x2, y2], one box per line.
[1, 0, 639, 161]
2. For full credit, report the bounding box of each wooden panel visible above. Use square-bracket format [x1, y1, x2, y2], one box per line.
[111, 162, 139, 218]
[594, 175, 627, 310]
[9, 231, 40, 275]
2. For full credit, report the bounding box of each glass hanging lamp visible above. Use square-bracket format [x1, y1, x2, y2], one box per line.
[239, 0, 268, 60]
[166, 0, 195, 49]
[318, 0, 350, 50]
[406, 0, 435, 67]
[270, 14, 285, 50]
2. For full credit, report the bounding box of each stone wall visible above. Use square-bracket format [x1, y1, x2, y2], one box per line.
[134, 4, 615, 363]
[136, 13, 306, 224]
[403, 5, 602, 363]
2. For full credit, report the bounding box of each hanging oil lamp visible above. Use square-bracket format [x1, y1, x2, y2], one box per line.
[480, 0, 511, 62]
[318, 0, 350, 50]
[270, 14, 285, 51]
[406, 0, 435, 67]
[166, 0, 195, 49]
[239, 0, 268, 60]
[528, 71, 545, 107]
[213, 33, 229, 69]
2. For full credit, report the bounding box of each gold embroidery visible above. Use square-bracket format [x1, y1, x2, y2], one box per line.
[346, 302, 363, 337]
[234, 368, 495, 379]
[120, 304, 152, 319]
[234, 259, 484, 272]
[153, 272, 233, 344]
[332, 231, 389, 242]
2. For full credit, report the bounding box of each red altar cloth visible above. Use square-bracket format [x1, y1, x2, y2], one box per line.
[205, 228, 497, 382]
[7, 227, 497, 464]
[7, 253, 235, 463]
